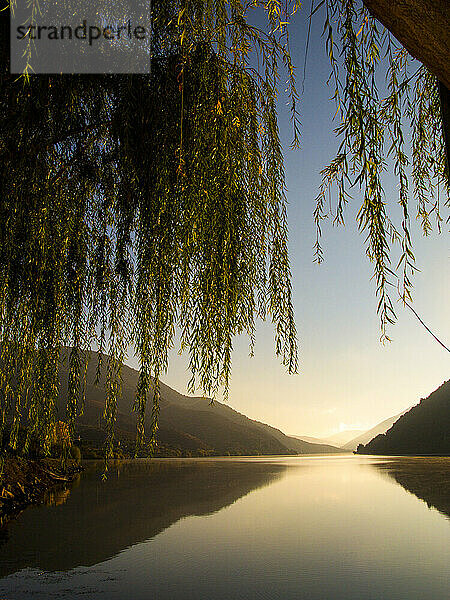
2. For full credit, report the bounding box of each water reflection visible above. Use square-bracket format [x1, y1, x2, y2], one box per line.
[0, 456, 449, 600]
[0, 459, 285, 577]
[43, 474, 81, 508]
[371, 457, 450, 519]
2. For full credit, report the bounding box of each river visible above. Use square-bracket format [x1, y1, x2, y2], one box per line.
[0, 455, 449, 599]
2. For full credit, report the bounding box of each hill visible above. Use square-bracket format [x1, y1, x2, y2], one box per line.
[326, 430, 365, 446]
[294, 431, 364, 447]
[292, 435, 328, 445]
[356, 380, 450, 456]
[296, 414, 411, 451]
[342, 409, 410, 451]
[57, 350, 342, 458]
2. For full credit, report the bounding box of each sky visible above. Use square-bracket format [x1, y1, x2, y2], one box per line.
[126, 7, 449, 439]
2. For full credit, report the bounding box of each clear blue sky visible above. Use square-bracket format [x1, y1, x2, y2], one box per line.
[128, 7, 449, 438]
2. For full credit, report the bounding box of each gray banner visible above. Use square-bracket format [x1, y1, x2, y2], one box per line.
[11, 0, 152, 74]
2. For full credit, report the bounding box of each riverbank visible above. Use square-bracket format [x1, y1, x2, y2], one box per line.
[0, 455, 82, 525]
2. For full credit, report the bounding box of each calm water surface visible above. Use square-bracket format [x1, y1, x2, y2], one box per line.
[0, 455, 449, 599]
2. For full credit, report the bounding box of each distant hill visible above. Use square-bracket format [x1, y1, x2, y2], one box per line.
[294, 430, 365, 448]
[326, 430, 365, 446]
[292, 435, 327, 445]
[356, 380, 450, 456]
[57, 349, 342, 458]
[296, 408, 420, 451]
[342, 409, 410, 451]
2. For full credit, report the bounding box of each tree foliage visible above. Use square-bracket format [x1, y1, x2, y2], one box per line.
[315, 0, 448, 337]
[0, 1, 299, 463]
[0, 0, 448, 464]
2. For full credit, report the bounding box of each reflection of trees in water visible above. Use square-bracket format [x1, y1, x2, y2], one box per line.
[43, 474, 81, 507]
[44, 488, 71, 508]
[0, 459, 286, 577]
[372, 458, 450, 520]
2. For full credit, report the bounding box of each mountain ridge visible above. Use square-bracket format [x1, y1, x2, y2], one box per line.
[295, 408, 414, 451]
[57, 349, 342, 457]
[356, 380, 450, 456]
[342, 408, 411, 450]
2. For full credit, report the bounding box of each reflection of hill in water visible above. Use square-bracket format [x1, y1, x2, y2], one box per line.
[372, 458, 450, 519]
[0, 459, 285, 577]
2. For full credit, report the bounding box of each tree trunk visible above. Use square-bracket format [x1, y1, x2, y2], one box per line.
[363, 0, 450, 89]
[363, 0, 450, 183]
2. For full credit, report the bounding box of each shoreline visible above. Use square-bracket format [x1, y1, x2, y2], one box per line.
[0, 455, 82, 526]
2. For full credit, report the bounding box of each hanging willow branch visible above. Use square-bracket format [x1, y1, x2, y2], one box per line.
[314, 0, 449, 341]
[0, 1, 299, 462]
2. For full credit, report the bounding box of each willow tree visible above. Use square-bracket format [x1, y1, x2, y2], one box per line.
[0, 1, 299, 463]
[0, 0, 448, 464]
